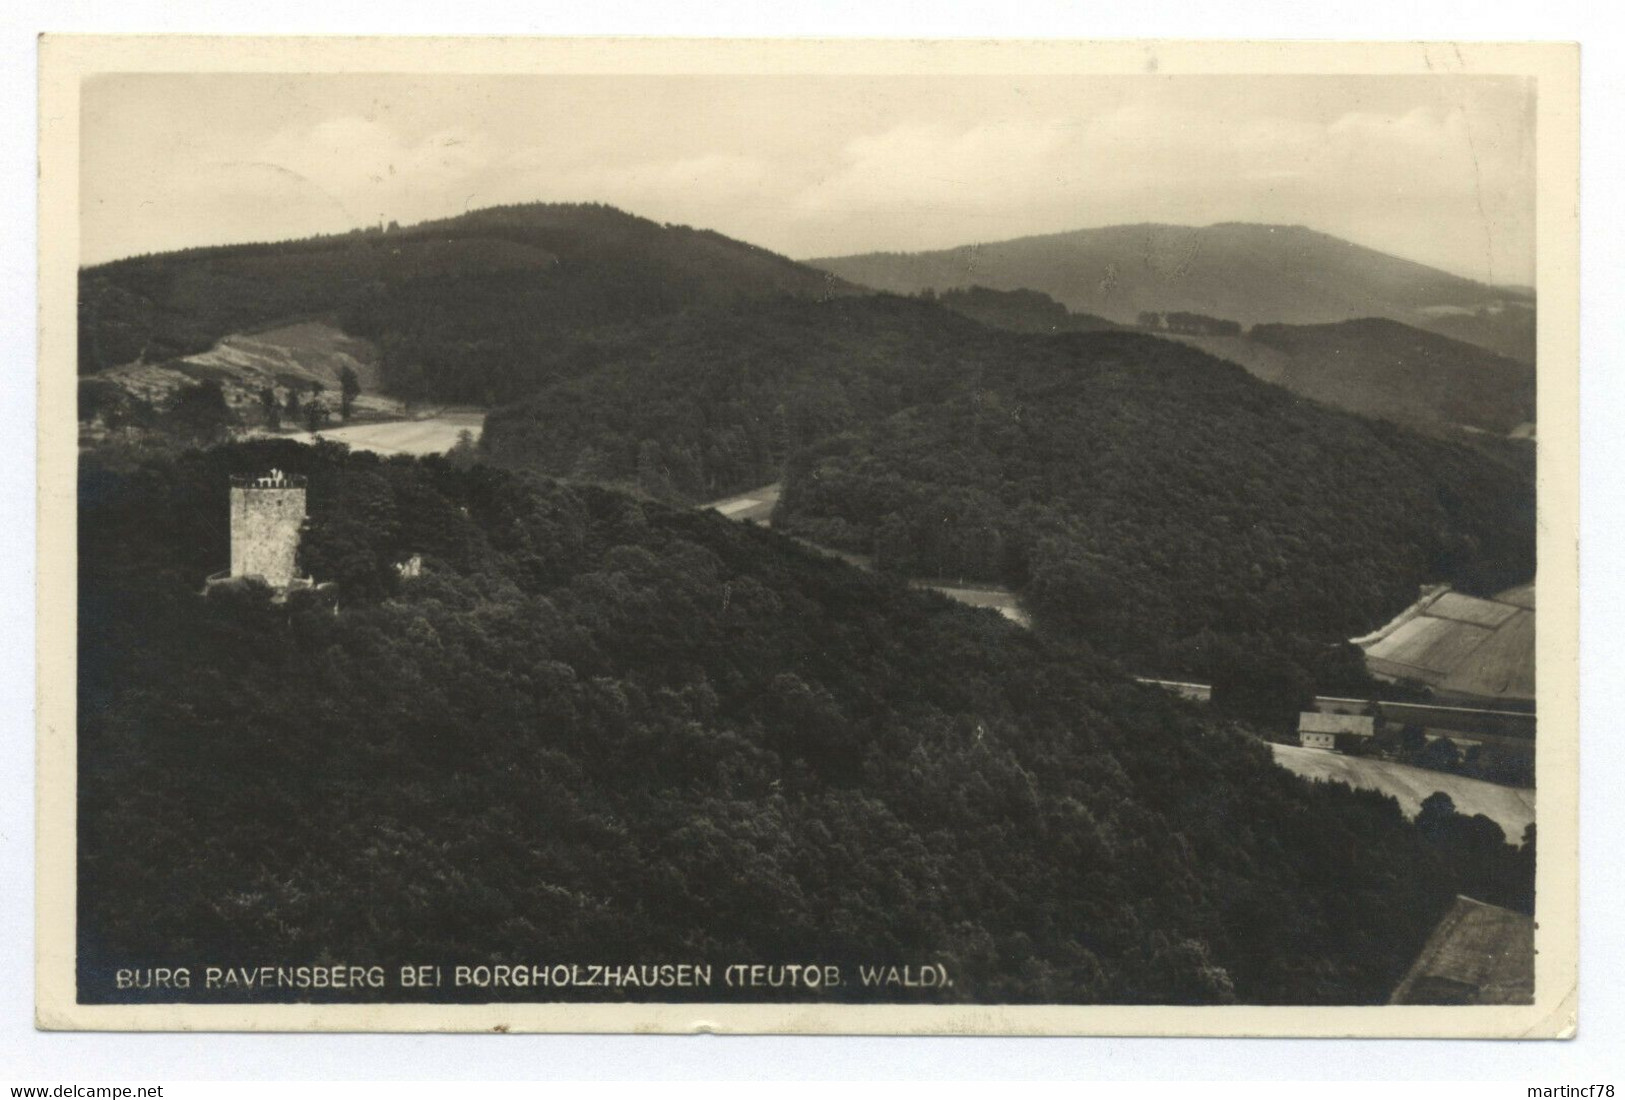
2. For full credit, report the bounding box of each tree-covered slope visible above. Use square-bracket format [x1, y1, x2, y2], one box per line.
[1165, 318, 1535, 435]
[476, 295, 1533, 682]
[773, 331, 1536, 680]
[78, 203, 850, 403]
[78, 440, 1529, 1005]
[480, 294, 999, 502]
[933, 286, 1123, 335]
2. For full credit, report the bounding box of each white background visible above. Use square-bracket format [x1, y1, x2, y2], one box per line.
[2, 0, 1621, 1084]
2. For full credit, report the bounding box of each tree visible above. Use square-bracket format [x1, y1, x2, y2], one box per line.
[1145, 933, 1237, 1005]
[569, 444, 614, 482]
[1416, 791, 1457, 839]
[339, 366, 361, 421]
[305, 400, 326, 434]
[635, 440, 673, 500]
[1417, 736, 1463, 773]
[1209, 647, 1315, 736]
[285, 389, 302, 419]
[79, 378, 128, 427]
[873, 513, 913, 575]
[447, 429, 478, 470]
[168, 380, 233, 445]
[1027, 544, 1117, 636]
[260, 387, 282, 431]
[1511, 823, 1536, 913]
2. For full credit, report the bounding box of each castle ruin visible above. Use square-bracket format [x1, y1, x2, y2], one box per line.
[210, 469, 312, 594]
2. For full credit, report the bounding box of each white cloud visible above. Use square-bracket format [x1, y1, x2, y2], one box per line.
[501, 152, 773, 214]
[762, 99, 1529, 279]
[255, 116, 493, 224]
[794, 119, 1077, 216]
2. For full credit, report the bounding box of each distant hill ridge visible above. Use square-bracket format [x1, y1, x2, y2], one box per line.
[80, 203, 1535, 469]
[809, 222, 1535, 363]
[78, 202, 852, 395]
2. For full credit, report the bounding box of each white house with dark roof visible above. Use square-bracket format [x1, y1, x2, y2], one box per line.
[1297, 711, 1375, 750]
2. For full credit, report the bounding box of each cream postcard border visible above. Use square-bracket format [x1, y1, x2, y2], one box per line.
[35, 35, 1581, 1036]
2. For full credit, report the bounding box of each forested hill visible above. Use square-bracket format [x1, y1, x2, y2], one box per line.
[808, 223, 1535, 362]
[770, 329, 1535, 681]
[480, 294, 1000, 501]
[474, 297, 1534, 672]
[78, 202, 849, 402]
[79, 440, 1531, 1005]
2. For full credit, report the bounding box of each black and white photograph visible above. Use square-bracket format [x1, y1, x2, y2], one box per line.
[34, 36, 1580, 1036]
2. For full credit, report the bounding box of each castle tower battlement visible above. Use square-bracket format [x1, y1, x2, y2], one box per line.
[228, 468, 308, 589]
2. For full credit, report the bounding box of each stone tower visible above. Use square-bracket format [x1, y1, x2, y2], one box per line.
[229, 469, 307, 588]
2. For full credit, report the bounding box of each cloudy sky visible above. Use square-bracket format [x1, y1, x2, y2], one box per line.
[81, 73, 1535, 284]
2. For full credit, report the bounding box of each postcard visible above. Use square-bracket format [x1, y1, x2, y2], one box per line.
[36, 36, 1579, 1035]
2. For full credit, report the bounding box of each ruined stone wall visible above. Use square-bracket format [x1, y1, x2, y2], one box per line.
[230, 486, 306, 587]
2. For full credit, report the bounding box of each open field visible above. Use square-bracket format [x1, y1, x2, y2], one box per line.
[1359, 586, 1534, 705]
[703, 483, 781, 525]
[1270, 743, 1534, 841]
[283, 412, 487, 457]
[227, 321, 386, 391]
[1429, 591, 1520, 628]
[1372, 617, 1500, 678]
[917, 583, 1030, 626]
[97, 322, 406, 423]
[1439, 609, 1535, 700]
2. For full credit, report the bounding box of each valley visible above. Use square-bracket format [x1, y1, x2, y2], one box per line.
[703, 482, 1031, 625]
[706, 485, 1534, 812]
[280, 410, 487, 457]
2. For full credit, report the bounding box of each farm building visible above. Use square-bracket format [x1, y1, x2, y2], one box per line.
[1389, 896, 1534, 1005]
[1354, 584, 1534, 707]
[1297, 711, 1375, 750]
